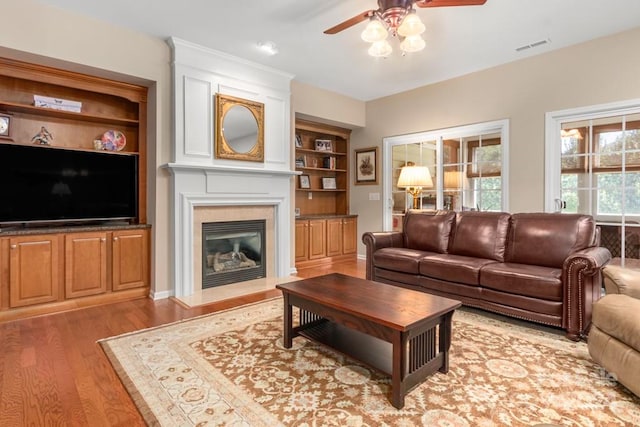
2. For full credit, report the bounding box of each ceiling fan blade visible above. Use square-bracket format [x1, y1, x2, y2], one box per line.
[324, 10, 374, 34]
[415, 0, 487, 7]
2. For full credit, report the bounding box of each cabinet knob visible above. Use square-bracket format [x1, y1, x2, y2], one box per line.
[113, 237, 119, 241]
[10, 244, 17, 249]
[101, 238, 106, 242]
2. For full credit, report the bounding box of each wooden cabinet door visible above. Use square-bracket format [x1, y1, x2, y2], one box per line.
[308, 219, 326, 260]
[9, 235, 60, 308]
[342, 217, 358, 255]
[326, 218, 343, 257]
[112, 229, 149, 291]
[65, 232, 107, 298]
[295, 220, 309, 262]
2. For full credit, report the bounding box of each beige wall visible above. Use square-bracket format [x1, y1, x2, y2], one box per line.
[350, 27, 640, 255]
[292, 80, 366, 129]
[4, 1, 640, 283]
[1, 0, 173, 295]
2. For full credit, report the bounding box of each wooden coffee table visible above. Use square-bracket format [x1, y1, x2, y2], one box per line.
[276, 273, 461, 409]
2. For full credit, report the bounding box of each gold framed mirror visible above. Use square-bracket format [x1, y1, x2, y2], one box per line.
[215, 93, 264, 162]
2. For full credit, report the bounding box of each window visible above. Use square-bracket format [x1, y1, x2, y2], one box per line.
[546, 99, 640, 268]
[382, 120, 509, 231]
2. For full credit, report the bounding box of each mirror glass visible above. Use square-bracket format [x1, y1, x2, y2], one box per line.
[222, 105, 258, 154]
[215, 94, 264, 162]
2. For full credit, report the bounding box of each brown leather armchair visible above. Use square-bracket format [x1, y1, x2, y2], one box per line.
[588, 265, 640, 397]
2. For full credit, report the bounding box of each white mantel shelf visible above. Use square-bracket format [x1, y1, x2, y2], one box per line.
[164, 163, 300, 177]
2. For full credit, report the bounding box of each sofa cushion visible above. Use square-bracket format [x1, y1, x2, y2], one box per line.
[592, 294, 640, 353]
[419, 254, 497, 286]
[506, 213, 595, 268]
[404, 210, 456, 254]
[449, 211, 511, 261]
[373, 247, 435, 275]
[480, 262, 563, 301]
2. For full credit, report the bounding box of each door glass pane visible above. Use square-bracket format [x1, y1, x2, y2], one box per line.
[559, 114, 640, 268]
[391, 141, 436, 213]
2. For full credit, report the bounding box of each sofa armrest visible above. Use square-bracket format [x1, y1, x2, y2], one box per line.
[602, 265, 640, 299]
[362, 231, 404, 280]
[562, 246, 612, 340]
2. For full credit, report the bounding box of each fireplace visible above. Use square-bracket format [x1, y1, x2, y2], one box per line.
[202, 220, 266, 288]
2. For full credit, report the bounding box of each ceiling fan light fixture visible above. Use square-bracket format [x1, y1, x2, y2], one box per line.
[400, 35, 426, 53]
[368, 39, 393, 57]
[397, 10, 425, 37]
[361, 18, 388, 43]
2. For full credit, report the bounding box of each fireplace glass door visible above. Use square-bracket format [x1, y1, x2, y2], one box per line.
[202, 220, 266, 288]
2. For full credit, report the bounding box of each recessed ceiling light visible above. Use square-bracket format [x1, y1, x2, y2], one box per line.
[257, 41, 278, 56]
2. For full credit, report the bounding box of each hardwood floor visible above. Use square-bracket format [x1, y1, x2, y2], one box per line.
[0, 260, 365, 426]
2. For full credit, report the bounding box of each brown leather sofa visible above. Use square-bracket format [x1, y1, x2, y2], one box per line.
[362, 210, 611, 340]
[588, 265, 640, 396]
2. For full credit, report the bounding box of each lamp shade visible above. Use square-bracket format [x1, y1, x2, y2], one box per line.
[368, 39, 393, 57]
[397, 166, 433, 188]
[400, 35, 426, 53]
[444, 171, 461, 189]
[361, 19, 388, 43]
[397, 12, 425, 37]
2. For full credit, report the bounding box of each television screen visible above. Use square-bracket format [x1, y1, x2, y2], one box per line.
[0, 143, 138, 225]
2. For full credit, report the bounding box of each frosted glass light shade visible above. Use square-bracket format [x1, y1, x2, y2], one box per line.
[397, 12, 425, 37]
[361, 19, 388, 43]
[400, 35, 426, 53]
[368, 39, 393, 57]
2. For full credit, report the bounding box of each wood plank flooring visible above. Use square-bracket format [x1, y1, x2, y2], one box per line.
[0, 260, 365, 426]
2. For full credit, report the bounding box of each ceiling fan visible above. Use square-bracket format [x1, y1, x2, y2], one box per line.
[324, 0, 487, 56]
[324, 0, 487, 35]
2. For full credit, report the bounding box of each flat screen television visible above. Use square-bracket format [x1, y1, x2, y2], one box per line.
[0, 143, 138, 226]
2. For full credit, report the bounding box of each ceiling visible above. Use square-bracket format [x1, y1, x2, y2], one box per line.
[35, 0, 640, 101]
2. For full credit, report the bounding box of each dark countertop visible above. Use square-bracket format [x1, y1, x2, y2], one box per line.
[0, 222, 151, 237]
[296, 214, 358, 220]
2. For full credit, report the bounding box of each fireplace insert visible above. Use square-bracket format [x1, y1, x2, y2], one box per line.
[202, 219, 266, 288]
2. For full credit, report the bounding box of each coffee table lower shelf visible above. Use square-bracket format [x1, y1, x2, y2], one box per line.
[288, 308, 450, 409]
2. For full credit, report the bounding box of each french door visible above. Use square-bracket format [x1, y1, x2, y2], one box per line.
[545, 99, 640, 268]
[382, 120, 509, 231]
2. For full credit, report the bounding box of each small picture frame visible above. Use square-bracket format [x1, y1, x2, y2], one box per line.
[299, 174, 311, 189]
[315, 139, 333, 152]
[355, 146, 378, 185]
[295, 155, 306, 168]
[0, 112, 12, 140]
[295, 134, 303, 148]
[294, 207, 301, 217]
[322, 177, 337, 190]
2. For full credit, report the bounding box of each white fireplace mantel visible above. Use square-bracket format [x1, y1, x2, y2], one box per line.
[167, 164, 297, 297]
[166, 38, 295, 298]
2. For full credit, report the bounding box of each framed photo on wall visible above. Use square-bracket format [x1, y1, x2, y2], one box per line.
[355, 146, 378, 185]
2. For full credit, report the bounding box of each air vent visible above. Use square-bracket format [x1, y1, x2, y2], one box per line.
[515, 39, 551, 52]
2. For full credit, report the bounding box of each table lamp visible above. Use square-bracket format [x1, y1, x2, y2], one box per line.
[397, 166, 433, 210]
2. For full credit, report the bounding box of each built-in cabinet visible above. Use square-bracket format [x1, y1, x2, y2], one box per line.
[8, 234, 60, 308]
[65, 232, 108, 299]
[0, 57, 150, 321]
[294, 118, 357, 268]
[1, 227, 149, 320]
[295, 216, 357, 268]
[295, 119, 350, 216]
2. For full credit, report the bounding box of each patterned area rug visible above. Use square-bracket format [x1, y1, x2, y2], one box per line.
[100, 298, 640, 426]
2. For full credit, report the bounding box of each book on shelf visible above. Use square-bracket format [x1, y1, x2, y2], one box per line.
[322, 156, 336, 169]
